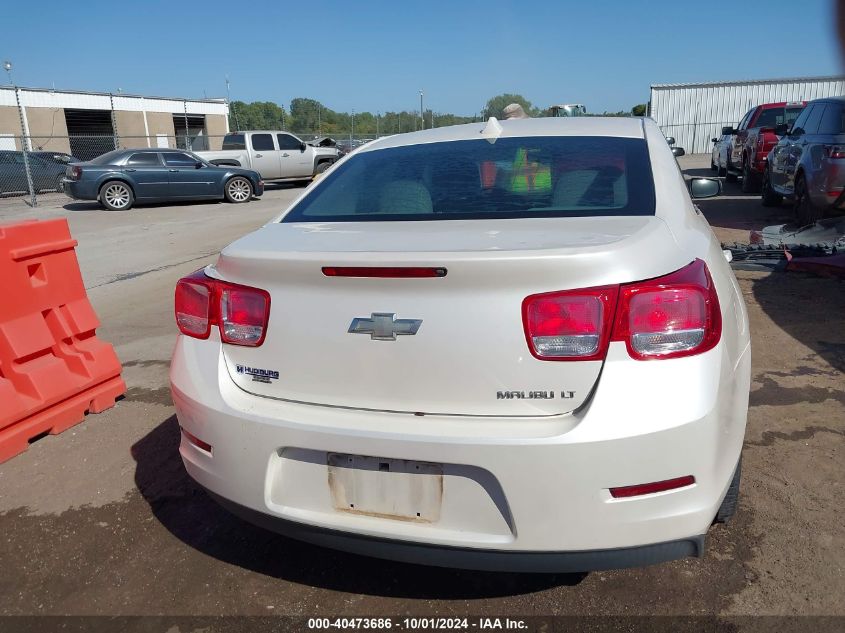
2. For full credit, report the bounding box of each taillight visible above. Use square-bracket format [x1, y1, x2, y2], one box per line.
[175, 272, 213, 338]
[610, 475, 695, 498]
[826, 145, 845, 159]
[322, 266, 447, 278]
[522, 260, 721, 362]
[175, 269, 270, 346]
[611, 259, 721, 360]
[522, 287, 618, 361]
[70, 165, 82, 180]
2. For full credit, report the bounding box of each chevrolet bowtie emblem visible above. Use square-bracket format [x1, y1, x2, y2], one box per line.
[348, 313, 422, 341]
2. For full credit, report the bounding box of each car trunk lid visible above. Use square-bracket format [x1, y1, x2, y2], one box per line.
[214, 217, 687, 416]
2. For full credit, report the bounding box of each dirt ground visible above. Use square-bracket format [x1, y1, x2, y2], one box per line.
[0, 159, 842, 630]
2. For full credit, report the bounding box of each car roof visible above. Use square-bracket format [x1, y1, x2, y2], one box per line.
[359, 117, 646, 153]
[119, 148, 191, 153]
[757, 101, 806, 109]
[808, 96, 845, 104]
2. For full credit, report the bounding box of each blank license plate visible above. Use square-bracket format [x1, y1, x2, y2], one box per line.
[327, 453, 443, 522]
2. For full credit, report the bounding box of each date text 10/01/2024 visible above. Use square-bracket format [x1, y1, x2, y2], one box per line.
[307, 617, 529, 630]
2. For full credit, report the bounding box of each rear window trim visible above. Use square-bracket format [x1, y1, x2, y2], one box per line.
[280, 135, 657, 223]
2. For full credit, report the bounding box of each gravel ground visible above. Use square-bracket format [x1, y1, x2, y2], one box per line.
[0, 161, 842, 630]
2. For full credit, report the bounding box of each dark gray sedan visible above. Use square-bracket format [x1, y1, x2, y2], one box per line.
[63, 148, 264, 210]
[0, 150, 68, 195]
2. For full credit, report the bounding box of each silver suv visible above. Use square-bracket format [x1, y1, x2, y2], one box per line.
[762, 96, 845, 225]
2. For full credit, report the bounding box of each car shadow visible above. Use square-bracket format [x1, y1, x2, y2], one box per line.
[748, 265, 845, 375]
[61, 199, 230, 212]
[131, 415, 585, 598]
[263, 181, 308, 191]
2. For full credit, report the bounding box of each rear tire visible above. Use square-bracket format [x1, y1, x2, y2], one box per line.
[725, 157, 738, 182]
[761, 169, 782, 207]
[55, 175, 65, 193]
[715, 458, 741, 523]
[99, 181, 134, 211]
[224, 176, 253, 203]
[314, 161, 331, 176]
[794, 173, 822, 226]
[741, 158, 759, 193]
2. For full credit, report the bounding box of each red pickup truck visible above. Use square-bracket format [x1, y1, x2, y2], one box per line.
[723, 101, 806, 192]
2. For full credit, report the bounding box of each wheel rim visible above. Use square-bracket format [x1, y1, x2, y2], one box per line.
[104, 184, 130, 208]
[228, 178, 250, 202]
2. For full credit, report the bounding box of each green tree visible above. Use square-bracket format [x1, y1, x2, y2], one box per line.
[481, 94, 537, 119]
[631, 103, 648, 117]
[228, 100, 286, 131]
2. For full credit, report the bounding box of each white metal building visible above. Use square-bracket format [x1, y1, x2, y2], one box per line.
[0, 86, 230, 157]
[649, 76, 845, 154]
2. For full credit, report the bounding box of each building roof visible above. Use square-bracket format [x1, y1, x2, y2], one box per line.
[651, 75, 845, 90]
[0, 84, 226, 104]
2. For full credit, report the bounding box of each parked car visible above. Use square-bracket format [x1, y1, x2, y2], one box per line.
[722, 101, 806, 191]
[197, 131, 339, 183]
[710, 134, 731, 175]
[32, 151, 79, 165]
[763, 96, 845, 225]
[63, 148, 264, 211]
[0, 150, 68, 195]
[171, 117, 750, 573]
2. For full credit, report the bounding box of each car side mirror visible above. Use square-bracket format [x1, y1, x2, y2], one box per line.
[672, 146, 686, 157]
[690, 177, 721, 199]
[721, 126, 736, 135]
[711, 137, 718, 143]
[665, 136, 676, 145]
[195, 161, 204, 169]
[774, 123, 789, 136]
[300, 142, 307, 151]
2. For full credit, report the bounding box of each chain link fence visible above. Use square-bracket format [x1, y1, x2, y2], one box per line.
[1, 131, 386, 208]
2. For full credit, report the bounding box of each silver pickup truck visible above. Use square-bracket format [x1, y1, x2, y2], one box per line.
[197, 131, 339, 183]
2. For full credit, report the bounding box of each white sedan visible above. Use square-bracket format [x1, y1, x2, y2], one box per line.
[170, 116, 750, 572]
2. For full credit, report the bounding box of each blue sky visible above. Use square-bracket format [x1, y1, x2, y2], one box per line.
[2, 0, 841, 115]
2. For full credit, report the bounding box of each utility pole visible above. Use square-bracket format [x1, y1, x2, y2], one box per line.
[351, 108, 355, 143]
[182, 99, 190, 150]
[419, 90, 424, 130]
[376, 111, 380, 138]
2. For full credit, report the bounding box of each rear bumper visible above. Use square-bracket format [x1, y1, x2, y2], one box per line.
[63, 179, 98, 201]
[170, 330, 750, 570]
[207, 487, 705, 572]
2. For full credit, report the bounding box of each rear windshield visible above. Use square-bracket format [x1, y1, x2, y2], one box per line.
[819, 103, 845, 134]
[222, 133, 246, 150]
[282, 136, 655, 222]
[88, 150, 125, 165]
[755, 106, 804, 129]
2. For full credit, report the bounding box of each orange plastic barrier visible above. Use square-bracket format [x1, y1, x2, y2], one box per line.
[0, 219, 125, 463]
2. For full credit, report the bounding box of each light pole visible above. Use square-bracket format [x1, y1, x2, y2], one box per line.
[419, 90, 424, 130]
[351, 108, 355, 142]
[225, 75, 240, 131]
[376, 111, 380, 138]
[5, 60, 36, 207]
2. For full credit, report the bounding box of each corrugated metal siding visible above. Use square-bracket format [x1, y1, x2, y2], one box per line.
[649, 77, 845, 154]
